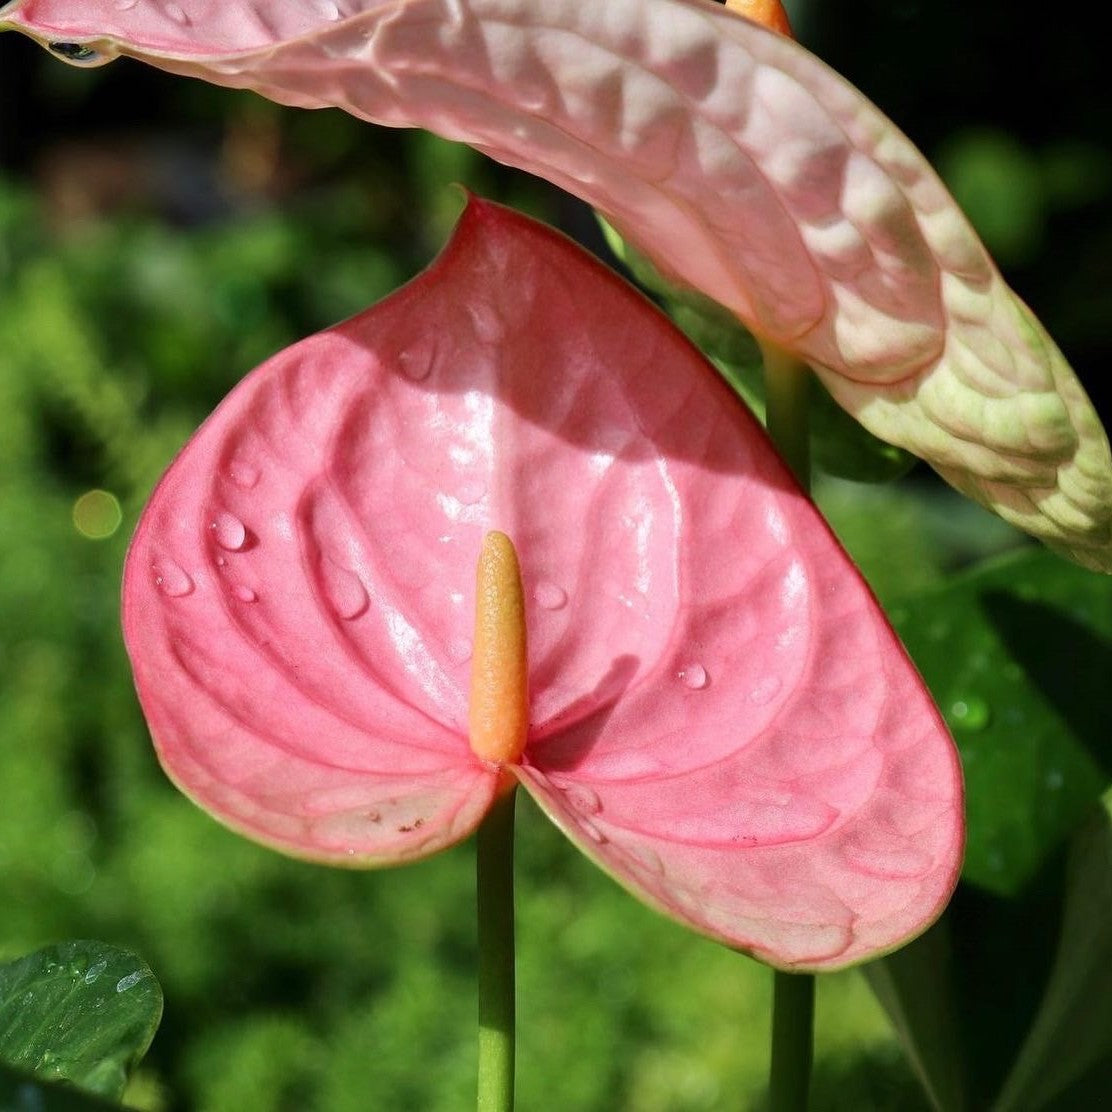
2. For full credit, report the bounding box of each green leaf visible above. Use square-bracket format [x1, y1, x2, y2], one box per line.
[598, 216, 915, 484]
[0, 1062, 126, 1111]
[863, 918, 966, 1112]
[889, 548, 1112, 897]
[993, 791, 1112, 1111]
[0, 941, 162, 1101]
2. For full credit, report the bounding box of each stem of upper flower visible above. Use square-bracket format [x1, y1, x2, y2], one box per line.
[476, 783, 518, 1112]
[759, 338, 816, 1109]
[760, 339, 812, 495]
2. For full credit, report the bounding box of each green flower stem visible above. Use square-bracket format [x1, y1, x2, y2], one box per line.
[476, 785, 518, 1112]
[761, 338, 815, 1110]
[760, 340, 812, 494]
[770, 971, 816, 1112]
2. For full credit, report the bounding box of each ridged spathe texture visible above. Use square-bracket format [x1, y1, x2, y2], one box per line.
[4, 0, 1111, 568]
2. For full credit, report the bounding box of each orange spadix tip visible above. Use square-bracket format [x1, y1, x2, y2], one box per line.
[469, 530, 529, 765]
[724, 0, 794, 37]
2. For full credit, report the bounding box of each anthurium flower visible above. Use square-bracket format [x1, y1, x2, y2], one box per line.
[4, 0, 1110, 570]
[120, 198, 962, 971]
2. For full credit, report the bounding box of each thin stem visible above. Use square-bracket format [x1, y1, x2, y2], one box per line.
[476, 785, 517, 1112]
[761, 337, 815, 1111]
[770, 971, 816, 1112]
[760, 340, 812, 494]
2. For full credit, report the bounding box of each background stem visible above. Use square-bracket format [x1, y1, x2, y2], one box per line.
[476, 785, 517, 1112]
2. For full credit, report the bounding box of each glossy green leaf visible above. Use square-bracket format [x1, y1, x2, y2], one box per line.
[993, 791, 1112, 1111]
[599, 217, 915, 484]
[890, 548, 1112, 896]
[0, 941, 162, 1101]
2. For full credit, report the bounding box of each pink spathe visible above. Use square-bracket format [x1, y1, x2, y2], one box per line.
[122, 200, 963, 971]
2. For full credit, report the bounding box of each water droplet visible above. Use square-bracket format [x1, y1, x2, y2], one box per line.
[565, 784, 601, 815]
[457, 479, 486, 505]
[949, 696, 991, 731]
[749, 676, 781, 704]
[163, 1, 189, 24]
[1045, 768, 1064, 790]
[679, 663, 709, 690]
[83, 960, 107, 985]
[448, 637, 473, 664]
[399, 342, 436, 381]
[226, 459, 260, 490]
[313, 0, 342, 17]
[534, 581, 567, 610]
[211, 512, 247, 552]
[116, 971, 144, 993]
[48, 42, 102, 64]
[321, 558, 369, 620]
[233, 584, 257, 603]
[153, 559, 194, 598]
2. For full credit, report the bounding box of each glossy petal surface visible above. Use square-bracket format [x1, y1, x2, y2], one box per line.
[4, 0, 1110, 568]
[122, 199, 962, 969]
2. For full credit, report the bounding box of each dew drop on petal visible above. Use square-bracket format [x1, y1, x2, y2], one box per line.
[399, 343, 435, 382]
[211, 512, 248, 552]
[153, 559, 193, 598]
[226, 459, 260, 490]
[448, 636, 473, 664]
[313, 0, 342, 17]
[948, 696, 991, 732]
[678, 662, 709, 690]
[163, 1, 189, 24]
[233, 584, 257, 603]
[534, 581, 568, 611]
[321, 558, 369, 620]
[564, 784, 602, 815]
[749, 676, 781, 704]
